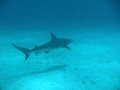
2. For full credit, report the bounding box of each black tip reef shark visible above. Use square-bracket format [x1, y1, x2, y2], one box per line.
[12, 33, 73, 61]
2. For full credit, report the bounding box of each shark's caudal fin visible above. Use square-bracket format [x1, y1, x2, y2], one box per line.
[11, 43, 31, 61]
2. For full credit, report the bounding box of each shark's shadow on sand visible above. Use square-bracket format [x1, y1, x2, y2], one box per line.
[10, 64, 68, 79]
[0, 64, 68, 90]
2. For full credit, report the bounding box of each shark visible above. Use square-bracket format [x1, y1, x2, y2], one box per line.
[12, 33, 73, 61]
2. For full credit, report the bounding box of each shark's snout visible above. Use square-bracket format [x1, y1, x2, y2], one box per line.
[70, 39, 73, 43]
[68, 39, 73, 44]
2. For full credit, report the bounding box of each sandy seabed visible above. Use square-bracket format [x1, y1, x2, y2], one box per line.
[0, 28, 120, 90]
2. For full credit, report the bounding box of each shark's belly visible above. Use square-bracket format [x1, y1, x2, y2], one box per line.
[31, 41, 64, 52]
[38, 47, 55, 52]
[32, 46, 58, 52]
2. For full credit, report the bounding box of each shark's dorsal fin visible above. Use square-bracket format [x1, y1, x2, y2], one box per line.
[51, 33, 57, 41]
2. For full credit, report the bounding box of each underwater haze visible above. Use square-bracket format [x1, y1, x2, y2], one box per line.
[0, 0, 120, 90]
[0, 0, 120, 29]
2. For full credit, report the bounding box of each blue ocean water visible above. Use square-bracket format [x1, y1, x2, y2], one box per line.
[0, 0, 120, 30]
[0, 0, 120, 90]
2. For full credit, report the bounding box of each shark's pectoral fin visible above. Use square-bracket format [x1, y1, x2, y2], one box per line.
[63, 45, 71, 50]
[44, 51, 49, 54]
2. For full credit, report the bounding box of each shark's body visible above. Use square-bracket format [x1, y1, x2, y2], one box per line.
[12, 33, 73, 61]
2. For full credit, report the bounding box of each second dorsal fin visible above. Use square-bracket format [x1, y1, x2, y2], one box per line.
[51, 33, 57, 41]
[44, 51, 49, 54]
[34, 46, 38, 49]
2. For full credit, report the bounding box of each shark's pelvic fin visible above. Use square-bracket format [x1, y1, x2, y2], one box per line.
[51, 33, 57, 41]
[11, 43, 31, 61]
[35, 52, 41, 55]
[63, 45, 71, 50]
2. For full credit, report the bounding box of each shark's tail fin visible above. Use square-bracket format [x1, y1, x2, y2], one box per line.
[11, 43, 31, 61]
